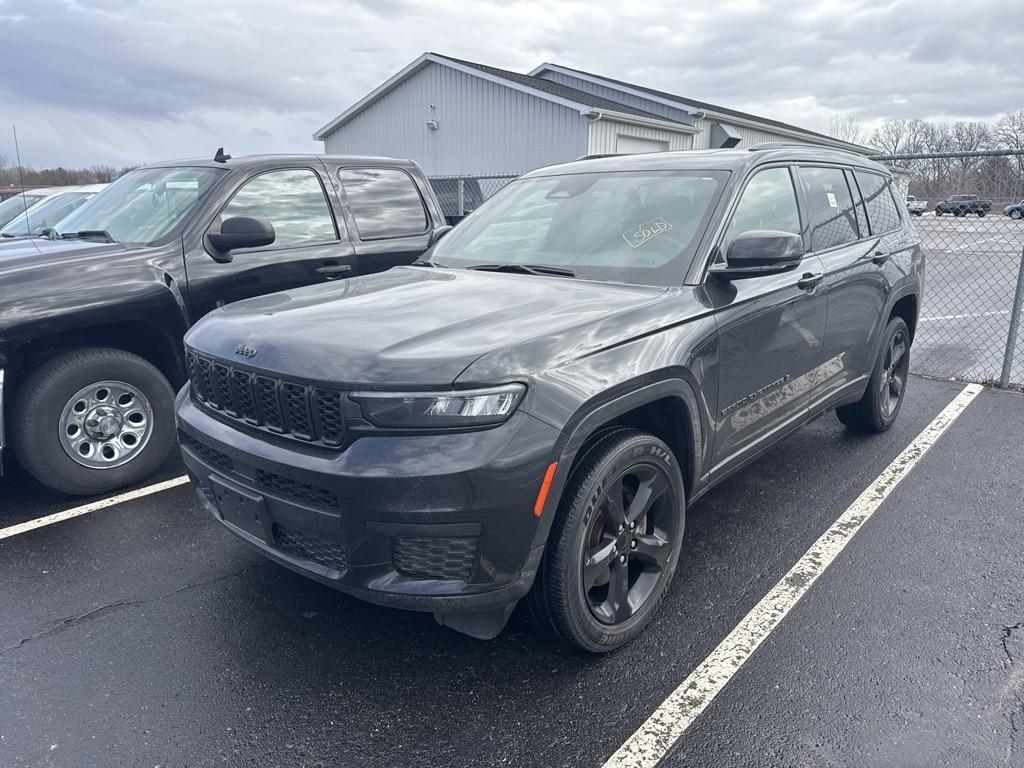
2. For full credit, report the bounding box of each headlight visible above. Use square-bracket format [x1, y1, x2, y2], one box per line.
[351, 384, 526, 428]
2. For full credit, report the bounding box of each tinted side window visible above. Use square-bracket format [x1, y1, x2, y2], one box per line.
[339, 168, 428, 240]
[800, 166, 860, 251]
[845, 169, 870, 236]
[855, 170, 902, 234]
[221, 169, 337, 247]
[723, 167, 801, 252]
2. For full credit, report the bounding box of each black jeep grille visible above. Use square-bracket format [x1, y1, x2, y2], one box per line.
[187, 349, 346, 447]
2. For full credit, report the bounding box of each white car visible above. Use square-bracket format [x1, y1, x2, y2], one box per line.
[906, 195, 927, 216]
[0, 184, 108, 239]
[0, 187, 69, 229]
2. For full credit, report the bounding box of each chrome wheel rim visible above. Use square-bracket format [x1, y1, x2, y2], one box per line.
[581, 462, 678, 626]
[59, 381, 154, 469]
[880, 330, 909, 419]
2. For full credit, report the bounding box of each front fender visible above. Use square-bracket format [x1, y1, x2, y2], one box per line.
[526, 374, 708, 551]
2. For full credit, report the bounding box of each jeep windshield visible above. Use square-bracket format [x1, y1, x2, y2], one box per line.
[53, 167, 224, 245]
[429, 170, 728, 286]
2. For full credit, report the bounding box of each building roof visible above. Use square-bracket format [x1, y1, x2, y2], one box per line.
[529, 62, 873, 154]
[313, 52, 698, 140]
[312, 53, 870, 155]
[429, 53, 684, 124]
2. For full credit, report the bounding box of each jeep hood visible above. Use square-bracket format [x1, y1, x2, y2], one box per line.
[184, 266, 674, 387]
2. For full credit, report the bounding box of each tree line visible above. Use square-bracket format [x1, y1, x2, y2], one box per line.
[829, 111, 1024, 203]
[0, 156, 135, 188]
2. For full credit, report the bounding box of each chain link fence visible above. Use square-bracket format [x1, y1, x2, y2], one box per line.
[428, 173, 519, 223]
[873, 149, 1024, 389]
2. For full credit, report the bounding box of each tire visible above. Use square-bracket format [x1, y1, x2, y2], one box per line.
[836, 317, 911, 433]
[528, 428, 686, 652]
[935, 209, 944, 217]
[1011, 210, 1022, 220]
[13, 348, 176, 496]
[977, 211, 985, 217]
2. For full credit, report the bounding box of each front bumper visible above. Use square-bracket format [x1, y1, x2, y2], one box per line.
[175, 387, 558, 614]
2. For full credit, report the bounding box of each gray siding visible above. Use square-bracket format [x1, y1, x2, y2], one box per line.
[588, 118, 695, 155]
[693, 118, 822, 149]
[323, 62, 588, 175]
[537, 71, 695, 124]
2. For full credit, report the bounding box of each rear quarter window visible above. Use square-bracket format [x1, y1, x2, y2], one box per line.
[339, 168, 428, 240]
[855, 170, 902, 235]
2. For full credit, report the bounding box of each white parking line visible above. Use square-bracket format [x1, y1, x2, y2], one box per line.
[602, 383, 983, 768]
[0, 475, 191, 542]
[919, 310, 1010, 322]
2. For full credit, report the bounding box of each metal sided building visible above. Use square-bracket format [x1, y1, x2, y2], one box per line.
[313, 52, 872, 216]
[314, 52, 872, 170]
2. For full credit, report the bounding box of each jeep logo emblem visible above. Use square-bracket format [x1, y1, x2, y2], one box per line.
[234, 343, 258, 359]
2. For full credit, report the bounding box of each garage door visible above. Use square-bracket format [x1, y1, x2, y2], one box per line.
[616, 135, 670, 154]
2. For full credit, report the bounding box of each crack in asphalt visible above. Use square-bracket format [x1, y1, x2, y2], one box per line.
[1001, 622, 1023, 765]
[0, 563, 261, 657]
[1002, 622, 1021, 666]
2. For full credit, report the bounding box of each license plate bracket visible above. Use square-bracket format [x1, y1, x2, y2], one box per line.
[209, 475, 269, 542]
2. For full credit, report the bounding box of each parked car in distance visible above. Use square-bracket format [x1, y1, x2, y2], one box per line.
[0, 187, 68, 229]
[177, 145, 923, 651]
[905, 195, 927, 216]
[1004, 200, 1024, 220]
[0, 184, 108, 239]
[0, 151, 447, 495]
[934, 194, 992, 216]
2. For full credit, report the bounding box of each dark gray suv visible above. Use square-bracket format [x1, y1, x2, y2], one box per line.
[176, 145, 923, 652]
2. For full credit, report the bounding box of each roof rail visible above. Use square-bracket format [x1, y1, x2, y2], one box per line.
[575, 153, 625, 161]
[748, 141, 859, 153]
[747, 142, 821, 152]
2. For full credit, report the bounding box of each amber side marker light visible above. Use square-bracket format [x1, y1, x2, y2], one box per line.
[533, 462, 559, 517]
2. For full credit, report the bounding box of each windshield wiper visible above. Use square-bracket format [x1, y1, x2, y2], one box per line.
[466, 263, 576, 277]
[0, 233, 15, 238]
[411, 259, 448, 267]
[60, 230, 117, 243]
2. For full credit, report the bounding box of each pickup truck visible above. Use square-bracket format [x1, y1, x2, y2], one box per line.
[0, 151, 448, 495]
[905, 195, 927, 216]
[934, 194, 992, 217]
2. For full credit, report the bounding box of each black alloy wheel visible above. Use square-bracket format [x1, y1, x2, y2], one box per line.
[527, 428, 686, 652]
[581, 462, 677, 625]
[837, 316, 912, 433]
[879, 326, 910, 422]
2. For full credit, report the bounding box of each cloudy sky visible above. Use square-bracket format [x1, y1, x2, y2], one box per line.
[2, 0, 1020, 167]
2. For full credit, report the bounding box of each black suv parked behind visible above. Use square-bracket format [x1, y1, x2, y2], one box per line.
[177, 145, 923, 651]
[0, 152, 447, 495]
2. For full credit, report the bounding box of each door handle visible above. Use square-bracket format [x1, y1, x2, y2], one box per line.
[871, 249, 889, 265]
[796, 272, 824, 291]
[315, 263, 353, 278]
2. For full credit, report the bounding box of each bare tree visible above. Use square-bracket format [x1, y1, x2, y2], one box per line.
[90, 165, 119, 183]
[870, 120, 910, 156]
[828, 112, 866, 145]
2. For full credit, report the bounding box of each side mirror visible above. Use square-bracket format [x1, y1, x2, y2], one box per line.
[429, 224, 453, 246]
[207, 216, 275, 262]
[712, 230, 803, 279]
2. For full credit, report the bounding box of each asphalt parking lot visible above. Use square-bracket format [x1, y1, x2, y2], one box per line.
[1, 375, 1021, 768]
[913, 213, 1024, 386]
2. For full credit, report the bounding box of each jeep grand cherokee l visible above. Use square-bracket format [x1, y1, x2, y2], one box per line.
[176, 146, 923, 652]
